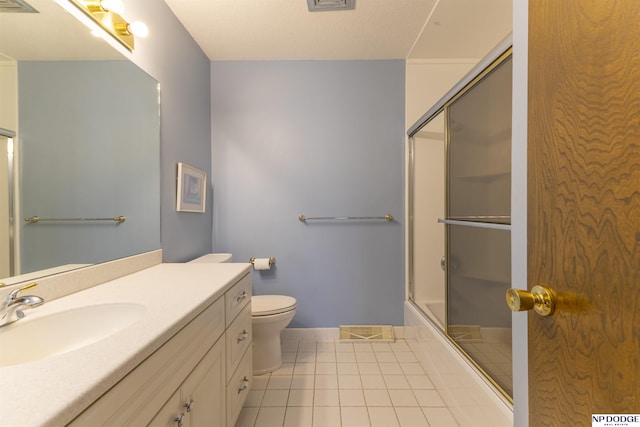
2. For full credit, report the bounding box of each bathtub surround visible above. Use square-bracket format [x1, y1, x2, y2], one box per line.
[211, 60, 405, 328]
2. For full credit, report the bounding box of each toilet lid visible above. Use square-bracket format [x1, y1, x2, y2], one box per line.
[252, 295, 296, 316]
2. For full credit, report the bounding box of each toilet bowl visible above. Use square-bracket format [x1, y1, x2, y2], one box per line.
[188, 253, 297, 375]
[251, 295, 296, 375]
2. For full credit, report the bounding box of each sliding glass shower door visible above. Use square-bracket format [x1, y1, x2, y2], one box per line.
[408, 45, 513, 400]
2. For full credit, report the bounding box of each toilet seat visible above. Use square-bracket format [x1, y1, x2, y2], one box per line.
[252, 295, 296, 316]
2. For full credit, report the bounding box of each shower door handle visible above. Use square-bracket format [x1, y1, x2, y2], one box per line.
[506, 285, 556, 316]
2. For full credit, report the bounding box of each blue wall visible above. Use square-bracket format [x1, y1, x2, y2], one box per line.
[211, 61, 405, 327]
[126, 0, 213, 263]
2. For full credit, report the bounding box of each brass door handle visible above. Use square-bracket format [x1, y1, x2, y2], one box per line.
[506, 285, 556, 316]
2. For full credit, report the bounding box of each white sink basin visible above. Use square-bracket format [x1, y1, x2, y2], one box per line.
[0, 303, 146, 367]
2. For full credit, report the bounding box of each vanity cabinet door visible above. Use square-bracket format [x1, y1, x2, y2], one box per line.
[148, 390, 182, 427]
[182, 337, 225, 427]
[148, 338, 225, 427]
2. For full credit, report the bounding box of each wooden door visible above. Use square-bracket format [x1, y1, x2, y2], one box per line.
[527, 0, 640, 425]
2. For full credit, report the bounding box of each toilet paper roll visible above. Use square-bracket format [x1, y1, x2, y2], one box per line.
[253, 258, 272, 271]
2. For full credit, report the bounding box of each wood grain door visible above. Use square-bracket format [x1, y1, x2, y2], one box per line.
[527, 0, 640, 424]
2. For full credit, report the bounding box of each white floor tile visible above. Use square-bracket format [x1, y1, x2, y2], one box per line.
[339, 389, 366, 406]
[368, 407, 400, 427]
[316, 362, 337, 374]
[267, 375, 292, 389]
[406, 374, 434, 390]
[284, 406, 313, 427]
[236, 336, 513, 427]
[294, 362, 316, 375]
[341, 406, 370, 426]
[336, 352, 357, 362]
[315, 374, 338, 389]
[291, 374, 315, 389]
[395, 407, 430, 427]
[356, 352, 377, 363]
[379, 362, 403, 375]
[288, 389, 314, 406]
[338, 374, 362, 389]
[244, 389, 265, 407]
[314, 389, 340, 406]
[317, 352, 337, 362]
[413, 389, 445, 407]
[297, 352, 317, 363]
[422, 407, 459, 426]
[383, 374, 411, 390]
[360, 374, 386, 389]
[261, 389, 289, 407]
[388, 389, 419, 407]
[363, 389, 392, 407]
[358, 362, 381, 375]
[337, 362, 359, 374]
[375, 352, 398, 363]
[313, 406, 341, 427]
[254, 406, 286, 427]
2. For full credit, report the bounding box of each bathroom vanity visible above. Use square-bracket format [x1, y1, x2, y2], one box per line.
[0, 261, 252, 427]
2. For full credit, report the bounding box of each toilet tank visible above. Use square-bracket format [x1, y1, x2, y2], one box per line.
[188, 253, 233, 263]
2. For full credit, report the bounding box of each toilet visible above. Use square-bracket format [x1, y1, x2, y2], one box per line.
[189, 253, 297, 375]
[251, 294, 296, 375]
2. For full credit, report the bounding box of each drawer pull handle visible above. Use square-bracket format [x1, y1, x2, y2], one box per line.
[173, 413, 185, 427]
[236, 291, 249, 302]
[237, 330, 249, 343]
[184, 398, 194, 413]
[237, 376, 249, 394]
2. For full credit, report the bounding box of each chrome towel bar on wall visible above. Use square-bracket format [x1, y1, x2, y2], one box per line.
[298, 214, 394, 222]
[24, 216, 126, 224]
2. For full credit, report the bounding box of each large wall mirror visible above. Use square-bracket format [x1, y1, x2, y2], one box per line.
[0, 0, 160, 285]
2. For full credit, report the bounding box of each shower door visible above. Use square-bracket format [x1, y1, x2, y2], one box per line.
[445, 52, 513, 397]
[408, 44, 513, 400]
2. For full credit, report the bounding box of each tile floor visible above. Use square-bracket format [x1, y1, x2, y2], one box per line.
[234, 329, 512, 427]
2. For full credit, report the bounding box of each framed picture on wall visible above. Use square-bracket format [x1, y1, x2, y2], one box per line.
[176, 162, 206, 212]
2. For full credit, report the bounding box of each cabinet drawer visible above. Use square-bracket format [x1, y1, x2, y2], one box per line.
[225, 303, 251, 381]
[226, 349, 252, 427]
[225, 273, 251, 326]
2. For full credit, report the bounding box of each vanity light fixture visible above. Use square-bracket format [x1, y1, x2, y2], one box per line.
[66, 0, 148, 51]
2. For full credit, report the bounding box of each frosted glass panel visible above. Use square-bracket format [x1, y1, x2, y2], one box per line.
[447, 57, 512, 221]
[447, 224, 512, 395]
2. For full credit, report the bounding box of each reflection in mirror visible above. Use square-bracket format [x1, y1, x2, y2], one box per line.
[0, 0, 160, 285]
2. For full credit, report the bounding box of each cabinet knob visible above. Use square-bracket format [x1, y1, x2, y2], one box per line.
[237, 330, 249, 343]
[236, 291, 248, 302]
[173, 413, 185, 427]
[184, 398, 194, 413]
[237, 376, 249, 394]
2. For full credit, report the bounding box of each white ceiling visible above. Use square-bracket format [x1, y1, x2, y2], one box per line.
[163, 0, 513, 61]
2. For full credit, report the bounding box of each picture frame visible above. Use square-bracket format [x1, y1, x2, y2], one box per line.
[176, 162, 206, 212]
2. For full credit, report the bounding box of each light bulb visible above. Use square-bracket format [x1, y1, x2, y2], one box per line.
[127, 21, 149, 38]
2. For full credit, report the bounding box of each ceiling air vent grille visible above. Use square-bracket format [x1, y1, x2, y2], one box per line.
[0, 0, 37, 13]
[307, 0, 355, 12]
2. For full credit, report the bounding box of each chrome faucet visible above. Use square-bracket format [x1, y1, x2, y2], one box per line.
[0, 282, 45, 327]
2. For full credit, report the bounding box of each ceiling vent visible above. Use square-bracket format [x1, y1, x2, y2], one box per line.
[0, 0, 37, 13]
[307, 0, 355, 12]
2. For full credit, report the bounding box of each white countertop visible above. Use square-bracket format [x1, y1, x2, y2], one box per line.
[0, 262, 251, 427]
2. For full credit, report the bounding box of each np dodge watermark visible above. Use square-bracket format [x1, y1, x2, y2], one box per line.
[593, 415, 640, 427]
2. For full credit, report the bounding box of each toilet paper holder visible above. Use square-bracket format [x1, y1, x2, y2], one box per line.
[249, 257, 276, 266]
